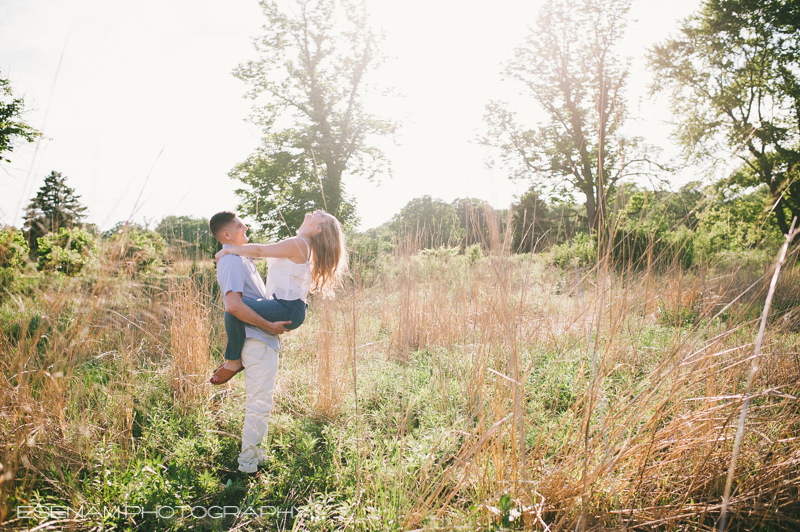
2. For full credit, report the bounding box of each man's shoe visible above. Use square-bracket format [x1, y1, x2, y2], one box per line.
[210, 362, 244, 385]
[238, 458, 268, 475]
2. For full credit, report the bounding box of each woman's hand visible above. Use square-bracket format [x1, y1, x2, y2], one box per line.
[214, 248, 230, 263]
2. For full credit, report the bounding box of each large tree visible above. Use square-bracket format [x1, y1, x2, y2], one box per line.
[23, 171, 88, 254]
[233, 0, 396, 229]
[483, 0, 656, 232]
[648, 0, 800, 235]
[1, 71, 38, 164]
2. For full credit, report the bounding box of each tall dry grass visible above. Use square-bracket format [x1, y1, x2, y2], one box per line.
[358, 221, 800, 530]
[168, 276, 213, 406]
[0, 235, 224, 522]
[1, 219, 799, 530]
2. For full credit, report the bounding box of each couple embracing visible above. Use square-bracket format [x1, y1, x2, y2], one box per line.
[207, 209, 347, 474]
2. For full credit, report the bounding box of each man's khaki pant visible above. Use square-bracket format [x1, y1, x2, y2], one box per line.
[238, 338, 278, 473]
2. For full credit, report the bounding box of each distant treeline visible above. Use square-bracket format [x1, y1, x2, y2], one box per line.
[1, 171, 788, 285]
[352, 178, 786, 271]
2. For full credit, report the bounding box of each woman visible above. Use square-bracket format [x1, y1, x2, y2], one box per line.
[210, 210, 347, 384]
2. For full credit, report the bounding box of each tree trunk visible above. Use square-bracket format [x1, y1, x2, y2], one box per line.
[584, 187, 597, 233]
[774, 196, 790, 235]
[764, 158, 791, 235]
[323, 163, 343, 218]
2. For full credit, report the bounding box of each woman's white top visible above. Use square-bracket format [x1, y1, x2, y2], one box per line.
[264, 238, 312, 303]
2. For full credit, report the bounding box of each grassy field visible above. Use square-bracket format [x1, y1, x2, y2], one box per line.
[1, 238, 800, 531]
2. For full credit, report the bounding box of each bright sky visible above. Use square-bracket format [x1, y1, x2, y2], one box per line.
[0, 0, 702, 232]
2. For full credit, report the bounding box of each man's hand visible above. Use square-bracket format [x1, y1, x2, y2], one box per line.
[225, 291, 290, 336]
[262, 320, 291, 335]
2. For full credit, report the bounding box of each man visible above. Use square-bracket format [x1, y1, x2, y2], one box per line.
[209, 211, 290, 474]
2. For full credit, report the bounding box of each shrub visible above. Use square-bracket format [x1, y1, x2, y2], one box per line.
[0, 228, 31, 293]
[467, 243, 482, 265]
[693, 184, 784, 263]
[612, 219, 695, 270]
[550, 233, 596, 267]
[36, 227, 97, 275]
[348, 230, 393, 283]
[420, 245, 459, 259]
[0, 228, 29, 269]
[107, 228, 167, 275]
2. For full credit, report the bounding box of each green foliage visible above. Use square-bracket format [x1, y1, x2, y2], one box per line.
[231, 146, 358, 240]
[548, 179, 786, 271]
[391, 196, 465, 249]
[648, 0, 800, 234]
[509, 188, 586, 252]
[0, 228, 29, 270]
[611, 218, 695, 270]
[622, 182, 705, 230]
[419, 245, 459, 259]
[551, 233, 597, 268]
[101, 220, 146, 239]
[36, 227, 97, 275]
[452, 197, 501, 250]
[0, 228, 31, 294]
[0, 70, 39, 164]
[348, 228, 393, 281]
[467, 243, 482, 264]
[658, 298, 699, 327]
[607, 181, 763, 270]
[233, 0, 397, 222]
[693, 183, 785, 261]
[23, 171, 88, 255]
[107, 227, 167, 275]
[0, 304, 45, 346]
[155, 215, 218, 260]
[377, 181, 785, 271]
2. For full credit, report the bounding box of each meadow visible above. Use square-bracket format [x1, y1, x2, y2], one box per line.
[1, 228, 800, 531]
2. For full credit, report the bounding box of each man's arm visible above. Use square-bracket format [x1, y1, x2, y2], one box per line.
[224, 291, 291, 336]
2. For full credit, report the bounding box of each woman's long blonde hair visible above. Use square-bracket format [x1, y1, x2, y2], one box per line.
[308, 215, 348, 297]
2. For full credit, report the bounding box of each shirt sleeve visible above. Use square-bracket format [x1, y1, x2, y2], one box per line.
[216, 256, 245, 306]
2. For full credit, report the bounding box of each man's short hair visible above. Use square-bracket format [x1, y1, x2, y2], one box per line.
[209, 211, 236, 239]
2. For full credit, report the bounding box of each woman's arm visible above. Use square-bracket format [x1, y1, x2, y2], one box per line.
[215, 238, 307, 262]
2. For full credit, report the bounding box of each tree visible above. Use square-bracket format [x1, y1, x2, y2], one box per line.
[509, 189, 559, 252]
[483, 0, 656, 232]
[648, 0, 800, 235]
[233, 0, 397, 228]
[391, 196, 465, 250]
[155, 215, 219, 259]
[23, 171, 88, 254]
[230, 143, 357, 240]
[0, 71, 38, 164]
[451, 198, 506, 251]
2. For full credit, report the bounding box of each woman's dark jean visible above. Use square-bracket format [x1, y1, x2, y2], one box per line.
[224, 298, 306, 360]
